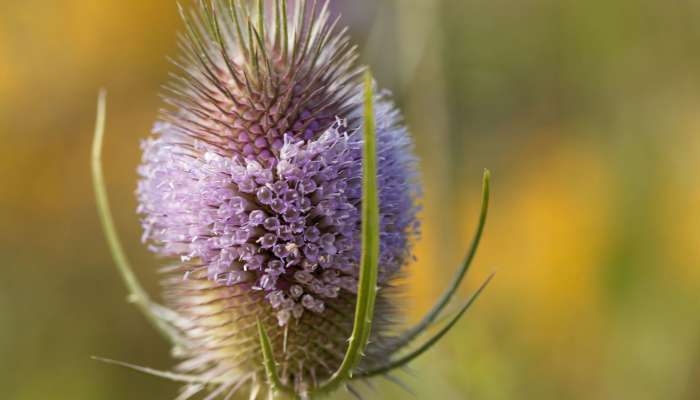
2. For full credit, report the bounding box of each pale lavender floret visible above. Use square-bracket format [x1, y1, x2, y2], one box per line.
[137, 92, 421, 326]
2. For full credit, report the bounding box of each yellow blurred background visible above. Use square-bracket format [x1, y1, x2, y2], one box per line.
[2, 0, 700, 399]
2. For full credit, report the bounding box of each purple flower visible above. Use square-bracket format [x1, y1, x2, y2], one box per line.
[132, 0, 423, 396]
[91, 0, 492, 396]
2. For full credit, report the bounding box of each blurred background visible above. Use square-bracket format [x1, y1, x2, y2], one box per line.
[2, 0, 700, 398]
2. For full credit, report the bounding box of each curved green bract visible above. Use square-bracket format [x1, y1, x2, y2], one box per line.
[256, 70, 380, 398]
[385, 170, 491, 353]
[91, 90, 185, 348]
[256, 319, 298, 398]
[358, 273, 495, 378]
[254, 69, 377, 398]
[255, 69, 379, 398]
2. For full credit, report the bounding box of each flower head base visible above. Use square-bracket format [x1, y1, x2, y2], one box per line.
[93, 1, 492, 399]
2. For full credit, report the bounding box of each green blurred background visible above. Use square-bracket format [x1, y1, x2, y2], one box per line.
[2, 0, 700, 398]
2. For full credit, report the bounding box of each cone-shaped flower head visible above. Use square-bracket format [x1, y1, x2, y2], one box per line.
[135, 0, 420, 396]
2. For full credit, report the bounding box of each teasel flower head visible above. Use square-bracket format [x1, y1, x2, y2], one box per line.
[91, 1, 493, 399]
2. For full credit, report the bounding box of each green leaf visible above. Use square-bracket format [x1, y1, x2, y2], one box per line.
[312, 70, 380, 395]
[91, 90, 185, 348]
[357, 273, 495, 377]
[385, 170, 491, 352]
